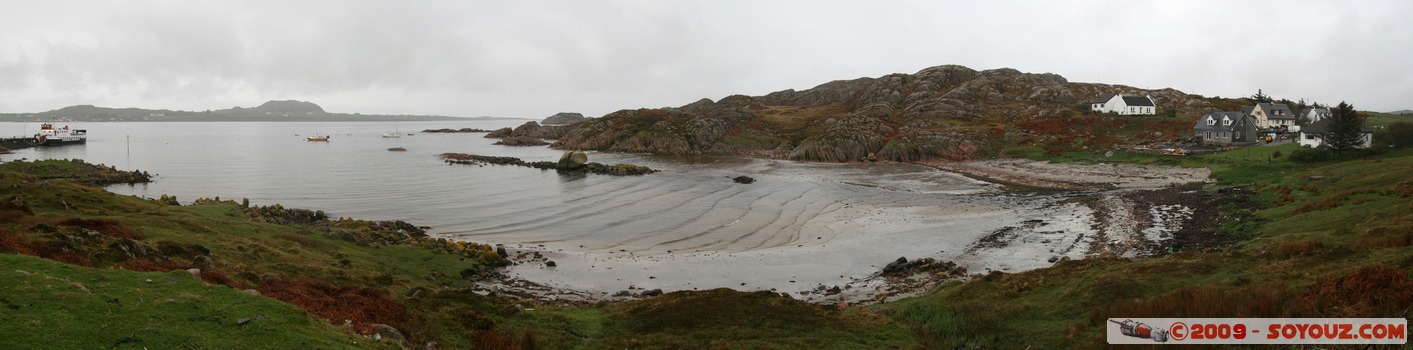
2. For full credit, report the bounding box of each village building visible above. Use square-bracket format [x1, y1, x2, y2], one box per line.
[1090, 94, 1157, 115]
[1193, 111, 1258, 145]
[1297, 119, 1374, 149]
[1299, 108, 1331, 125]
[1245, 103, 1297, 129]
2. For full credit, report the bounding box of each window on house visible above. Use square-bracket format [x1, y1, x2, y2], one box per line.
[1305, 134, 1315, 140]
[1206, 118, 1215, 126]
[1223, 117, 1231, 126]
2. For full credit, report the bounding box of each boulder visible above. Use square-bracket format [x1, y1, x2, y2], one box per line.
[193, 255, 215, 269]
[733, 176, 755, 184]
[557, 151, 588, 171]
[370, 323, 407, 345]
[883, 257, 908, 274]
[639, 289, 663, 297]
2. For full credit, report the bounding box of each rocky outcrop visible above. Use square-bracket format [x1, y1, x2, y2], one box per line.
[441, 152, 657, 176]
[494, 137, 549, 147]
[541, 112, 589, 125]
[553, 96, 759, 156]
[422, 128, 492, 133]
[550, 64, 1221, 162]
[484, 121, 570, 140]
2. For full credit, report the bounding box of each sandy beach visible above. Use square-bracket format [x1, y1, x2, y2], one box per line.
[454, 157, 1218, 305]
[916, 158, 1213, 190]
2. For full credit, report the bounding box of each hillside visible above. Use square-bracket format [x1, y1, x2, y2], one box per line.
[544, 65, 1248, 162]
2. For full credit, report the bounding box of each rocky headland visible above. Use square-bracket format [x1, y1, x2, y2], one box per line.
[541, 112, 590, 125]
[485, 64, 1240, 163]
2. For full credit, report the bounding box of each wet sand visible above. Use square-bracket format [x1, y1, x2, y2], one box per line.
[916, 158, 1212, 190]
[451, 157, 1213, 304]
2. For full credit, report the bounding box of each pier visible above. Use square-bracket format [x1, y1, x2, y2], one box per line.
[1, 136, 39, 151]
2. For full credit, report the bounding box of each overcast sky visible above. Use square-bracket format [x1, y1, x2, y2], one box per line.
[2, 0, 1409, 117]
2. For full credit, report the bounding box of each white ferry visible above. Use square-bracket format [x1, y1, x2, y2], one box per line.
[35, 123, 87, 146]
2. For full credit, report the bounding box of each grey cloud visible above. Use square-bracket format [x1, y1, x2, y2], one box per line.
[0, 0, 1409, 117]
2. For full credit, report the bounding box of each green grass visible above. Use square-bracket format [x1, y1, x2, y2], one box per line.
[592, 289, 911, 349]
[0, 253, 391, 349]
[882, 147, 1413, 348]
[1364, 112, 1413, 127]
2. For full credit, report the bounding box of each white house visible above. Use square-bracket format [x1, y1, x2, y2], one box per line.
[1090, 94, 1157, 115]
[1297, 119, 1373, 148]
[1300, 108, 1331, 125]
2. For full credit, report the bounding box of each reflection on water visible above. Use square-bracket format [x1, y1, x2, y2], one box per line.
[3, 121, 993, 254]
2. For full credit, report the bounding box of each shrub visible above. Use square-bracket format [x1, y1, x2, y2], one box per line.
[1291, 265, 1413, 317]
[1275, 239, 1324, 255]
[113, 258, 189, 272]
[257, 278, 409, 334]
[57, 218, 142, 240]
[1373, 121, 1413, 149]
[1287, 148, 1332, 163]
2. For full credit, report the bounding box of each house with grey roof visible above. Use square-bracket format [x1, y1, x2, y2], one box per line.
[1299, 108, 1331, 125]
[1090, 94, 1157, 115]
[1297, 119, 1373, 148]
[1244, 103, 1296, 129]
[1193, 111, 1258, 145]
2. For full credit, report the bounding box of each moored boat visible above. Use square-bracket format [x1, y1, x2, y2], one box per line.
[305, 135, 330, 141]
[35, 123, 87, 146]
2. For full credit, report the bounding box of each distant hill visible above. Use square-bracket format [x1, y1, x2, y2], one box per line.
[215, 100, 326, 115]
[248, 100, 326, 114]
[1388, 109, 1413, 115]
[0, 100, 493, 122]
[37, 104, 182, 120]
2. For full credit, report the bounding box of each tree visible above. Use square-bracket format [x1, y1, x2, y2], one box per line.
[1374, 121, 1413, 149]
[1320, 101, 1365, 156]
[1250, 89, 1273, 103]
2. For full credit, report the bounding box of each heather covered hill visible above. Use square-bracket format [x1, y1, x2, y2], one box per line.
[549, 65, 1233, 162]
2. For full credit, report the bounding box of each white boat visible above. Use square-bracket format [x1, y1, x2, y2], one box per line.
[383, 121, 402, 138]
[35, 123, 87, 146]
[305, 135, 330, 141]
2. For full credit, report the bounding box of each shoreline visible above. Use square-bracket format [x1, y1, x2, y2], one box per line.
[913, 158, 1213, 191]
[445, 156, 1223, 306]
